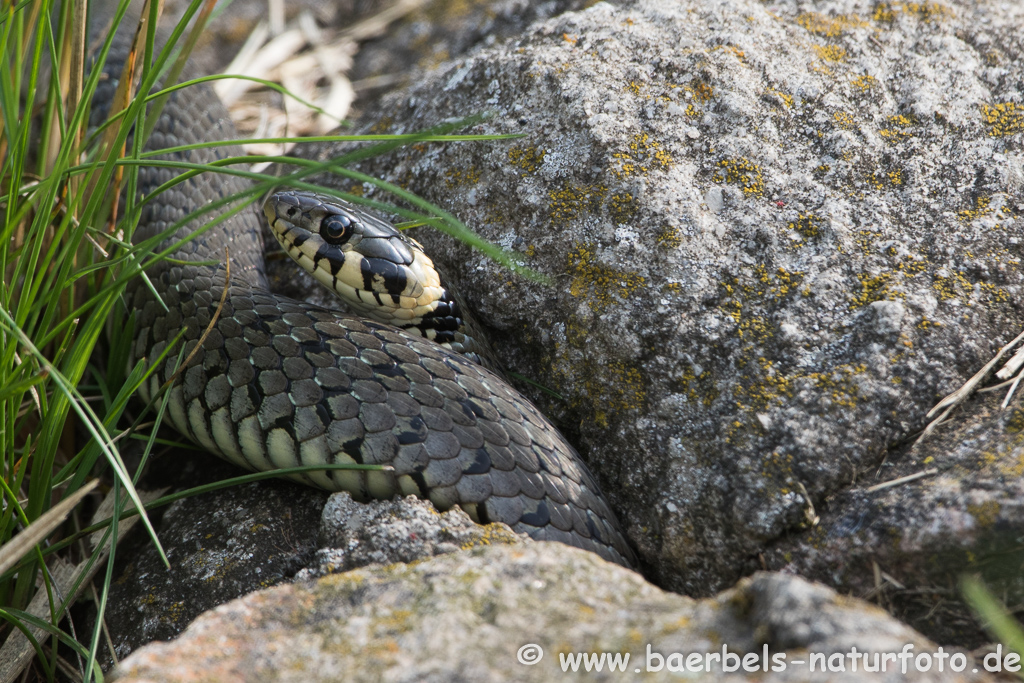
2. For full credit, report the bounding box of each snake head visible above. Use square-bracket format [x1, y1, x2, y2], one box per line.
[264, 190, 448, 328]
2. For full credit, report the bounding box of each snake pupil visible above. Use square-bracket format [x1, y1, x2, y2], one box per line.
[322, 216, 353, 244]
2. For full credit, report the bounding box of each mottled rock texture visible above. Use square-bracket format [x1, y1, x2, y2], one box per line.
[102, 484, 520, 661]
[300, 0, 1024, 604]
[766, 389, 1024, 648]
[297, 491, 523, 578]
[112, 544, 990, 683]
[102, 473, 328, 661]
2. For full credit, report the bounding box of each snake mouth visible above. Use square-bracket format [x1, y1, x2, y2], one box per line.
[264, 190, 460, 333]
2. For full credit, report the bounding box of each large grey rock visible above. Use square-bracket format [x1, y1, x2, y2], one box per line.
[102, 469, 328, 661]
[765, 389, 1024, 648]
[297, 0, 1024, 603]
[103, 470, 520, 661]
[111, 543, 990, 682]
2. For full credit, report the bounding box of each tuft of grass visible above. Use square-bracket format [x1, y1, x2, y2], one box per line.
[0, 0, 523, 679]
[962, 575, 1024, 680]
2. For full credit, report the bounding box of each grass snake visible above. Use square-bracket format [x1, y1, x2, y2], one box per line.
[102, 22, 636, 567]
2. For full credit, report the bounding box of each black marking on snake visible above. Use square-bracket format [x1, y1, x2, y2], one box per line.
[313, 242, 338, 273]
[396, 416, 427, 444]
[372, 363, 404, 378]
[476, 502, 491, 524]
[243, 385, 262, 416]
[271, 413, 296, 434]
[464, 449, 491, 475]
[342, 436, 365, 463]
[315, 403, 332, 430]
[521, 500, 551, 527]
[410, 470, 430, 497]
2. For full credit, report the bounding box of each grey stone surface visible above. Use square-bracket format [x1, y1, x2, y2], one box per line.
[297, 492, 523, 577]
[112, 544, 990, 682]
[765, 389, 1024, 648]
[297, 0, 1024, 604]
[102, 479, 520, 661]
[102, 472, 328, 662]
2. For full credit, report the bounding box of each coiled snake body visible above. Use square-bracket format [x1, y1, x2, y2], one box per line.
[106, 25, 635, 567]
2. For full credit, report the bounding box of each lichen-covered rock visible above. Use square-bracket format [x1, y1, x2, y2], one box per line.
[297, 492, 523, 578]
[102, 471, 328, 661]
[111, 544, 990, 682]
[298, 0, 1024, 599]
[765, 389, 1024, 647]
[102, 476, 521, 661]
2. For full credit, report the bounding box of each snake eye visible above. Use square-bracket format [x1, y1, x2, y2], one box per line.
[321, 216, 353, 244]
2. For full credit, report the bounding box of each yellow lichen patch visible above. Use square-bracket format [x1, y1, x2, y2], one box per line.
[850, 272, 901, 308]
[983, 49, 1002, 66]
[766, 86, 794, 108]
[865, 168, 904, 189]
[850, 74, 877, 91]
[507, 145, 546, 173]
[713, 157, 764, 197]
[879, 114, 915, 143]
[624, 80, 644, 96]
[812, 44, 848, 62]
[1002, 453, 1024, 478]
[958, 196, 988, 222]
[788, 213, 824, 241]
[933, 270, 1008, 305]
[685, 80, 715, 104]
[833, 110, 856, 129]
[458, 524, 521, 551]
[548, 183, 607, 223]
[656, 225, 683, 249]
[716, 45, 747, 63]
[584, 361, 647, 427]
[981, 102, 1024, 137]
[873, 2, 954, 23]
[1006, 409, 1024, 433]
[444, 167, 481, 188]
[768, 267, 805, 298]
[368, 116, 393, 134]
[760, 450, 796, 481]
[678, 364, 718, 407]
[611, 133, 674, 179]
[608, 192, 639, 223]
[797, 12, 868, 37]
[734, 358, 792, 411]
[967, 501, 1000, 527]
[807, 364, 866, 409]
[567, 242, 647, 313]
[738, 315, 773, 342]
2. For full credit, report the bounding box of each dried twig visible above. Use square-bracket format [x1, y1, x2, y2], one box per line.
[916, 327, 1024, 445]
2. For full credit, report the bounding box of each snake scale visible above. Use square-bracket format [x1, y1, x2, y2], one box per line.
[98, 20, 636, 567]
